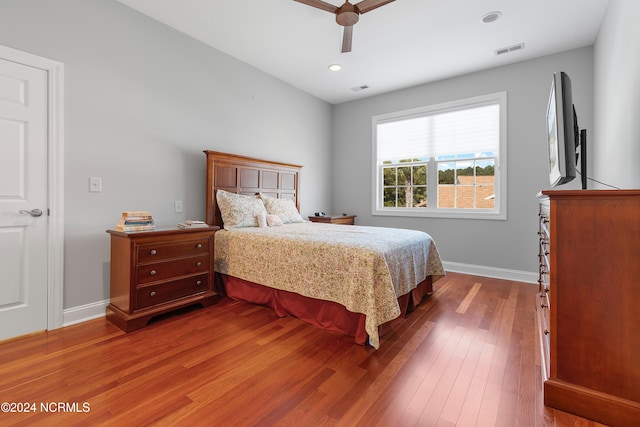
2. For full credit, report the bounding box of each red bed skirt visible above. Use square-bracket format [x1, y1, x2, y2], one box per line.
[214, 273, 433, 346]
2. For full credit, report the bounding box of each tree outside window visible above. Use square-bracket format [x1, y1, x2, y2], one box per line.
[373, 92, 507, 220]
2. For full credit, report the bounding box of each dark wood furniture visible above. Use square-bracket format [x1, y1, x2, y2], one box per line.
[537, 196, 551, 380]
[106, 227, 219, 332]
[537, 190, 640, 426]
[308, 214, 356, 225]
[204, 150, 301, 227]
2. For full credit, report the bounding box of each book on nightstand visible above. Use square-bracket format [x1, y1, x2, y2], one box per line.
[116, 211, 155, 232]
[177, 220, 209, 229]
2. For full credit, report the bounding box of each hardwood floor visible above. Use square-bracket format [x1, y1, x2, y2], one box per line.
[0, 272, 609, 426]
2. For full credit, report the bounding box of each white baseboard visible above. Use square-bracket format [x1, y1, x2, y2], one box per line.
[63, 299, 108, 327]
[442, 261, 538, 284]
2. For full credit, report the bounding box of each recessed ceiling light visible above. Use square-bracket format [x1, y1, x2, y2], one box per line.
[481, 11, 502, 24]
[328, 64, 342, 71]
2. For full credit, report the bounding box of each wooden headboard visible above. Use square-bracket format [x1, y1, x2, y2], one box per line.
[204, 151, 302, 228]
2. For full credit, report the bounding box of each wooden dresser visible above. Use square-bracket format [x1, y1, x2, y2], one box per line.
[307, 214, 356, 225]
[537, 190, 640, 426]
[106, 227, 219, 332]
[537, 197, 551, 380]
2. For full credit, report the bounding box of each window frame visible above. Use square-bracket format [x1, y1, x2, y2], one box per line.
[372, 92, 507, 220]
[381, 160, 428, 208]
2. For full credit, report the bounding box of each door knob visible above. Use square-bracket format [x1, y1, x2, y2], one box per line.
[18, 209, 43, 217]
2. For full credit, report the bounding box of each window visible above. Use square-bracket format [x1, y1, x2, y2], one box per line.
[373, 92, 507, 220]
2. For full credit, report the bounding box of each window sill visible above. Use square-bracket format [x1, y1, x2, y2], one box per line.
[372, 208, 506, 220]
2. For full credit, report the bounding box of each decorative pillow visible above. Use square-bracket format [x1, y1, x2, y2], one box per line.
[255, 212, 268, 228]
[266, 214, 283, 227]
[261, 196, 304, 224]
[216, 189, 267, 229]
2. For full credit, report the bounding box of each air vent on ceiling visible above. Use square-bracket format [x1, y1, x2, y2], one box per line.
[351, 84, 369, 92]
[495, 43, 525, 56]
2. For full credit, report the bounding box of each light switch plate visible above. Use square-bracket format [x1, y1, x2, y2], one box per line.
[89, 177, 102, 192]
[174, 200, 183, 213]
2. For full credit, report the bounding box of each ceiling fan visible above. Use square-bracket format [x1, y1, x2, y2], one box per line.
[294, 0, 395, 53]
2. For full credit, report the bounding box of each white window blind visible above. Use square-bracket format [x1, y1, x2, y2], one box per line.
[377, 103, 500, 161]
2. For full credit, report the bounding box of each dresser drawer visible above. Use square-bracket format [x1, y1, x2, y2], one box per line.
[136, 254, 210, 284]
[136, 273, 210, 309]
[537, 292, 551, 380]
[137, 238, 210, 262]
[539, 241, 549, 292]
[538, 291, 550, 329]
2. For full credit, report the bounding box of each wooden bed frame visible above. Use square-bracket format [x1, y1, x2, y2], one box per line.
[204, 150, 433, 347]
[204, 150, 301, 227]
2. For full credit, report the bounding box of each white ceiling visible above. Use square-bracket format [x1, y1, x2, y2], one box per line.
[116, 0, 610, 105]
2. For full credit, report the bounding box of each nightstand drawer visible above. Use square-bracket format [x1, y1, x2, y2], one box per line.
[137, 238, 210, 262]
[136, 254, 210, 284]
[136, 273, 209, 309]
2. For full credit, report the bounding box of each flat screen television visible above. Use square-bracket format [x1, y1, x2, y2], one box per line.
[546, 71, 587, 189]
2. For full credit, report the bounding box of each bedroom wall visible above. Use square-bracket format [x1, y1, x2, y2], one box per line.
[593, 0, 640, 189]
[331, 47, 594, 279]
[0, 0, 332, 311]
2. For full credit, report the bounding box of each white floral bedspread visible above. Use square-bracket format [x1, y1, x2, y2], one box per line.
[214, 222, 445, 348]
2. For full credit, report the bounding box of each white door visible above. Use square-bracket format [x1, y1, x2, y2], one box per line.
[0, 58, 49, 341]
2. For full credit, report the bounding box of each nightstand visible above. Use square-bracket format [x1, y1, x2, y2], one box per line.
[106, 227, 219, 332]
[308, 214, 356, 225]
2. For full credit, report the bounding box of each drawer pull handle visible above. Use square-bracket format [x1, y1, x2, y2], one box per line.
[150, 270, 157, 276]
[150, 291, 156, 297]
[150, 249, 157, 255]
[196, 280, 203, 285]
[544, 329, 550, 335]
[196, 243, 202, 249]
[196, 261, 202, 267]
[540, 303, 548, 308]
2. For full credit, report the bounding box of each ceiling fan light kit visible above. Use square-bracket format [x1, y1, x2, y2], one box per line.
[294, 0, 395, 53]
[336, 2, 359, 26]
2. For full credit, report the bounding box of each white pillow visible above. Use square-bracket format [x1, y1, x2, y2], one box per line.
[216, 189, 267, 229]
[266, 214, 283, 227]
[255, 212, 268, 228]
[261, 196, 304, 224]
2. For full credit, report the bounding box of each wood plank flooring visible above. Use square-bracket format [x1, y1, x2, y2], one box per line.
[0, 272, 609, 426]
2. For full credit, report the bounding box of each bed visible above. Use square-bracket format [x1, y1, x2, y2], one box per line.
[205, 150, 445, 348]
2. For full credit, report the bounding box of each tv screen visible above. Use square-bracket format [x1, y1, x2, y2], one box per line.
[547, 71, 578, 187]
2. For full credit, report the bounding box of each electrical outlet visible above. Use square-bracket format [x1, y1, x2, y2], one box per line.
[89, 177, 102, 192]
[174, 200, 183, 213]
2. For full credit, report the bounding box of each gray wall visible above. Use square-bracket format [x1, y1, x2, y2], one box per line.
[2, 0, 637, 312]
[593, 0, 640, 189]
[0, 0, 332, 309]
[331, 48, 594, 276]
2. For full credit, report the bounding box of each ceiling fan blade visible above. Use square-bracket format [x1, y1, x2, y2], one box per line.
[293, 0, 338, 13]
[341, 25, 353, 53]
[355, 0, 395, 14]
